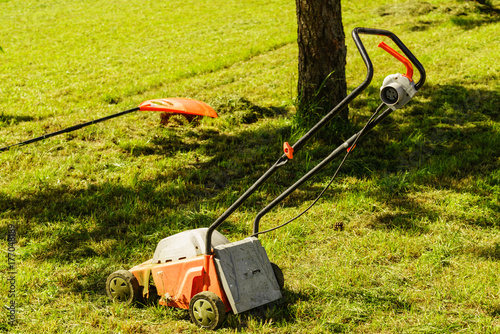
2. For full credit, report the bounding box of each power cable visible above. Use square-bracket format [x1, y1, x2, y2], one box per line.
[251, 102, 386, 237]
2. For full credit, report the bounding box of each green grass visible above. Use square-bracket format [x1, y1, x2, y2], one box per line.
[0, 0, 499, 332]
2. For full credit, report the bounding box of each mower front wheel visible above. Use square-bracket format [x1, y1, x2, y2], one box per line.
[189, 291, 226, 330]
[106, 270, 141, 305]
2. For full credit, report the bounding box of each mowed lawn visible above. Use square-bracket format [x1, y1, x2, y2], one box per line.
[0, 0, 499, 332]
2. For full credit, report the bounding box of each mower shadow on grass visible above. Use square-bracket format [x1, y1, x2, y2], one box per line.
[0, 180, 240, 257]
[0, 104, 294, 268]
[0, 83, 498, 314]
[222, 287, 312, 330]
[2, 83, 497, 264]
[229, 285, 412, 332]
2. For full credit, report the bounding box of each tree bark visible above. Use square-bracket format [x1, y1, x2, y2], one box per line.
[295, 0, 348, 129]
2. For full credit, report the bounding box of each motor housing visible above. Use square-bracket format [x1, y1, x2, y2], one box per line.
[380, 73, 417, 110]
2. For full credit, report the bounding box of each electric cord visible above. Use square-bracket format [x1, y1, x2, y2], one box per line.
[251, 102, 387, 237]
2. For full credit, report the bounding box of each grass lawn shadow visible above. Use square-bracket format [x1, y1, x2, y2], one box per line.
[0, 114, 35, 128]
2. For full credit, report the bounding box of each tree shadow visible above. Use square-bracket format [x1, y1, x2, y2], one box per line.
[471, 242, 500, 261]
[368, 208, 431, 234]
[0, 99, 293, 267]
[1, 81, 498, 296]
[375, 0, 500, 31]
[451, 15, 500, 29]
[283, 82, 499, 231]
[344, 82, 498, 175]
[448, 1, 500, 30]
[0, 114, 35, 128]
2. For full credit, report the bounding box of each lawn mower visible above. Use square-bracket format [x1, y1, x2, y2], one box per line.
[105, 27, 426, 330]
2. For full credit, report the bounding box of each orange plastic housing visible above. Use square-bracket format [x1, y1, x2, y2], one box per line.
[283, 142, 294, 159]
[139, 98, 218, 118]
[129, 255, 231, 312]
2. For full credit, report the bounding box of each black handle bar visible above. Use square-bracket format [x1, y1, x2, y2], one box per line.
[352, 28, 426, 90]
[205, 28, 426, 255]
[0, 107, 141, 152]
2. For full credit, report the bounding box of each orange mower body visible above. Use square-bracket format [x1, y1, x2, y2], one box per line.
[129, 255, 231, 312]
[106, 228, 283, 330]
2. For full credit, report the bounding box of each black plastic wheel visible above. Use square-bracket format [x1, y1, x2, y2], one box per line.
[271, 262, 285, 290]
[106, 270, 141, 305]
[189, 291, 226, 330]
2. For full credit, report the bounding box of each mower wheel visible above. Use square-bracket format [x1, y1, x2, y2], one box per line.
[271, 262, 285, 290]
[106, 270, 141, 305]
[189, 291, 226, 330]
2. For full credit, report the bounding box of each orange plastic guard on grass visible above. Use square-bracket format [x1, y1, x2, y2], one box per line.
[378, 42, 414, 81]
[139, 98, 218, 118]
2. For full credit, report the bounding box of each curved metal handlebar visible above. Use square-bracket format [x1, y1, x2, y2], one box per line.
[352, 27, 426, 90]
[205, 28, 426, 255]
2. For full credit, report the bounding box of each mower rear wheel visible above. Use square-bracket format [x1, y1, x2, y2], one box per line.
[271, 262, 285, 290]
[189, 291, 226, 330]
[106, 270, 141, 305]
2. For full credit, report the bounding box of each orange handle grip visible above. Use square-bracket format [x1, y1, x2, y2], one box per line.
[378, 41, 414, 80]
[283, 142, 294, 159]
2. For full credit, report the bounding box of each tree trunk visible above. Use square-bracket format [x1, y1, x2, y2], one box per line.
[295, 0, 347, 130]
